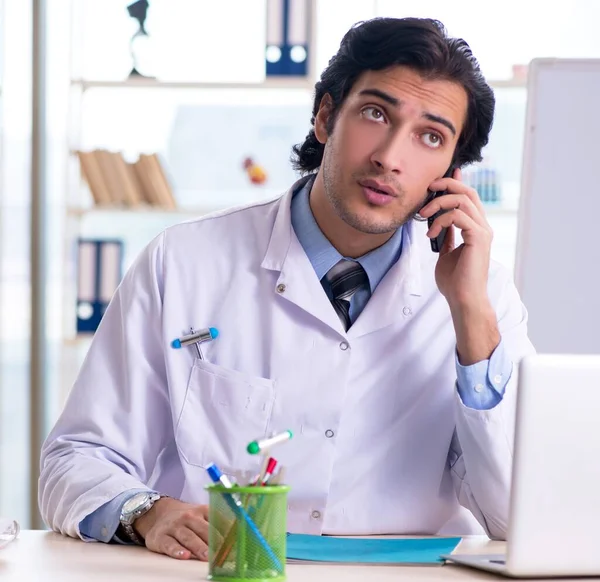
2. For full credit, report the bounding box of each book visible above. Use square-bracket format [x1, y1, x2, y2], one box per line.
[285, 534, 462, 566]
[94, 149, 125, 205]
[133, 154, 176, 208]
[151, 153, 177, 209]
[110, 152, 144, 207]
[132, 155, 161, 206]
[137, 153, 177, 209]
[76, 150, 112, 206]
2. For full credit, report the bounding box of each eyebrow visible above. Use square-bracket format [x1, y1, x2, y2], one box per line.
[358, 88, 457, 136]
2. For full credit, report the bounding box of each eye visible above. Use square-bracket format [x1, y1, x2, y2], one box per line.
[421, 132, 443, 149]
[361, 106, 386, 123]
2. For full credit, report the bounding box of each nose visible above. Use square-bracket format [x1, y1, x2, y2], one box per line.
[370, 129, 410, 174]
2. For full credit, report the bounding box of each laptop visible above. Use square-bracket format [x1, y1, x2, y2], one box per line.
[443, 354, 600, 578]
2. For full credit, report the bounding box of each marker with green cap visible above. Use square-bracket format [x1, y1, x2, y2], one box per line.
[247, 430, 293, 455]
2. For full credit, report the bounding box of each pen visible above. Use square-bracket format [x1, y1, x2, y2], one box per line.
[206, 463, 282, 571]
[258, 455, 270, 484]
[247, 430, 293, 454]
[261, 457, 278, 486]
[171, 327, 218, 360]
[214, 468, 260, 567]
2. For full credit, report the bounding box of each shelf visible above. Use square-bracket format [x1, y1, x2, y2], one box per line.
[71, 77, 315, 91]
[71, 77, 525, 92]
[66, 203, 517, 221]
[487, 79, 527, 89]
[67, 201, 517, 213]
[483, 204, 519, 216]
[66, 205, 224, 217]
[63, 336, 93, 346]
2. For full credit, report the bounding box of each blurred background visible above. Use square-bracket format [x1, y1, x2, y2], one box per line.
[1, 0, 599, 529]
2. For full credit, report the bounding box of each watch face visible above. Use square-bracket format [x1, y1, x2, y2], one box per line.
[122, 492, 150, 516]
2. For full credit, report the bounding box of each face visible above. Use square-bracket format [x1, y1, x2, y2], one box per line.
[313, 66, 468, 239]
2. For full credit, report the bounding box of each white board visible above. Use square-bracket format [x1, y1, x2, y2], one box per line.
[515, 59, 600, 354]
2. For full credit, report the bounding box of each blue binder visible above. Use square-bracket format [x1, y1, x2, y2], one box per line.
[266, 0, 310, 77]
[76, 238, 124, 334]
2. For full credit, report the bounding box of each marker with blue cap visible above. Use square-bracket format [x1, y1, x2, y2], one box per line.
[171, 327, 218, 360]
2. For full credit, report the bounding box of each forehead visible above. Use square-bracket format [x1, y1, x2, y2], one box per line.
[347, 66, 468, 133]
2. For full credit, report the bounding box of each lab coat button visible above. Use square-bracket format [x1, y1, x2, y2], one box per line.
[493, 374, 503, 384]
[311, 510, 322, 520]
[474, 383, 484, 393]
[339, 341, 349, 351]
[325, 429, 335, 438]
[276, 283, 286, 293]
[402, 306, 412, 316]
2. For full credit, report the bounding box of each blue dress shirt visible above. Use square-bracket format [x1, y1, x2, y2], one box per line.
[79, 488, 152, 543]
[80, 178, 512, 543]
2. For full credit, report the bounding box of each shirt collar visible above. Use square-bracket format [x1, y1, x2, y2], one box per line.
[291, 176, 403, 292]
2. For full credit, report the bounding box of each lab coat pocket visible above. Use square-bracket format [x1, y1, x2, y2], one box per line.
[175, 359, 275, 473]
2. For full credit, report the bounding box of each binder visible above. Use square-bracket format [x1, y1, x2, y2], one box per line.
[76, 238, 124, 333]
[266, 0, 310, 77]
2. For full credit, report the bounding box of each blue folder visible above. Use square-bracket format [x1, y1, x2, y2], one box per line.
[286, 534, 461, 565]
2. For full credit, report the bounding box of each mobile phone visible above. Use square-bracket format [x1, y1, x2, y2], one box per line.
[427, 164, 456, 253]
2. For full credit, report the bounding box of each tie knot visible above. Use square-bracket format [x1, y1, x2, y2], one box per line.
[325, 260, 369, 302]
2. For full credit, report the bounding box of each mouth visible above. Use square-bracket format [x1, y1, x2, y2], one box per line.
[358, 179, 398, 207]
[357, 179, 398, 198]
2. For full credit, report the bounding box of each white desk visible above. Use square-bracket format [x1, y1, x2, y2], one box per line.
[0, 531, 504, 581]
[3, 531, 599, 581]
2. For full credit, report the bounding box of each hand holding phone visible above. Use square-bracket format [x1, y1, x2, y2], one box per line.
[427, 165, 457, 253]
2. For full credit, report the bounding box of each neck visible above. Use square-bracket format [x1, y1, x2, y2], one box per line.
[308, 172, 394, 258]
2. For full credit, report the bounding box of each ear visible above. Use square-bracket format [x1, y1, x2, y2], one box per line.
[314, 94, 333, 144]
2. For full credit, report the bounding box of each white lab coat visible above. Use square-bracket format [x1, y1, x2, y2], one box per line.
[39, 177, 535, 541]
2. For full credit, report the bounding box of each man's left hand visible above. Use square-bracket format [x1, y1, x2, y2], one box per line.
[420, 167, 500, 365]
[421, 167, 492, 305]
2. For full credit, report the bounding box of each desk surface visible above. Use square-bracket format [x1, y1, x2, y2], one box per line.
[4, 531, 599, 581]
[0, 531, 504, 581]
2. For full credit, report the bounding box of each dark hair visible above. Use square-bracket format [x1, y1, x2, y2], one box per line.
[291, 17, 495, 173]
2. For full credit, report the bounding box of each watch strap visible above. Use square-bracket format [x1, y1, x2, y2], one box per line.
[120, 522, 145, 546]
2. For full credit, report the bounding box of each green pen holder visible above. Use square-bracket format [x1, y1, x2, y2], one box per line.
[206, 484, 290, 582]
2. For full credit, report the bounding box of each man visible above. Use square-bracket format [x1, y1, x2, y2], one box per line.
[40, 17, 534, 560]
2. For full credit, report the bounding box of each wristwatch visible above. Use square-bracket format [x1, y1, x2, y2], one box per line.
[119, 491, 163, 545]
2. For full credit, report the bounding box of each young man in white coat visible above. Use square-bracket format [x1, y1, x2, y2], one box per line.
[40, 17, 535, 560]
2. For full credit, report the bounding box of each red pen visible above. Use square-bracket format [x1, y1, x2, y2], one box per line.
[261, 458, 278, 485]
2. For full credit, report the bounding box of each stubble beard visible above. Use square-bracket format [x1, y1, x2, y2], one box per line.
[322, 151, 429, 235]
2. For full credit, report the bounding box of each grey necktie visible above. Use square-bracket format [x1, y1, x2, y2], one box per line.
[323, 260, 369, 331]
